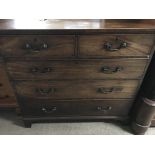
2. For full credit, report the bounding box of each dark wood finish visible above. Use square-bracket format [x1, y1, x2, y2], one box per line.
[0, 20, 155, 134]
[23, 120, 32, 128]
[15, 80, 139, 99]
[79, 35, 155, 58]
[19, 98, 133, 117]
[0, 63, 17, 108]
[6, 59, 148, 80]
[0, 35, 75, 58]
[23, 116, 128, 125]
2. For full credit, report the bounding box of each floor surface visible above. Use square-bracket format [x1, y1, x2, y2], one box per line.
[0, 111, 154, 135]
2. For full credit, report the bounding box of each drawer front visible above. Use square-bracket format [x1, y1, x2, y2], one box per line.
[79, 35, 155, 58]
[6, 59, 147, 80]
[20, 98, 133, 117]
[15, 80, 139, 99]
[0, 35, 75, 58]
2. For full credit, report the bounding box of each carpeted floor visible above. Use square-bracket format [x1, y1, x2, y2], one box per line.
[0, 111, 155, 135]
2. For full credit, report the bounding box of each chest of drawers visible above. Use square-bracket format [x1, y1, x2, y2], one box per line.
[0, 19, 155, 134]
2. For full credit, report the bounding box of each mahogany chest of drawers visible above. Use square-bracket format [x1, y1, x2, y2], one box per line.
[0, 19, 155, 134]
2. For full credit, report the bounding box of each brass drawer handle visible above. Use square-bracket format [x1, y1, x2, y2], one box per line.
[97, 87, 123, 94]
[42, 107, 57, 113]
[24, 43, 48, 52]
[97, 106, 112, 112]
[101, 66, 123, 74]
[30, 67, 53, 73]
[104, 39, 127, 51]
[35, 88, 56, 95]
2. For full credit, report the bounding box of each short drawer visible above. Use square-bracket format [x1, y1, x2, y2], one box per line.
[15, 80, 139, 99]
[79, 35, 155, 58]
[20, 98, 133, 117]
[0, 35, 75, 58]
[7, 59, 147, 80]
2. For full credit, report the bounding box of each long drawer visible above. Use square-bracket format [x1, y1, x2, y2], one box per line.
[79, 35, 155, 58]
[19, 98, 133, 117]
[15, 80, 139, 99]
[0, 35, 75, 58]
[6, 59, 147, 80]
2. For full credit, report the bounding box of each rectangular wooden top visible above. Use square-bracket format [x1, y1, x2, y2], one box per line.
[0, 19, 155, 34]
